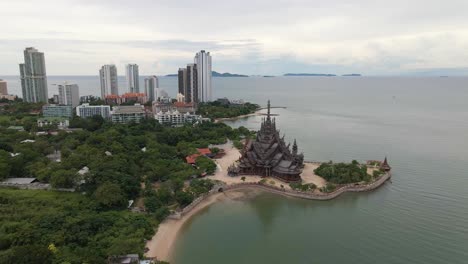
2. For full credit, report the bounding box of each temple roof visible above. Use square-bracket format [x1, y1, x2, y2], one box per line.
[237, 100, 304, 177]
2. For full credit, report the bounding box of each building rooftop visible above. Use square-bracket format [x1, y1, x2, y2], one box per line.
[38, 117, 69, 122]
[2, 178, 37, 184]
[173, 102, 195, 107]
[121, 93, 146, 98]
[113, 105, 145, 114]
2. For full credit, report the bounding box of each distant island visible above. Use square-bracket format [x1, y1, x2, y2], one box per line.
[284, 73, 337, 77]
[284, 73, 362, 77]
[342, 74, 362, 77]
[212, 71, 248, 77]
[165, 71, 248, 77]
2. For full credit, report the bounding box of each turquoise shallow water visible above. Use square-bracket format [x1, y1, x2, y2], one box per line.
[2, 75, 468, 263]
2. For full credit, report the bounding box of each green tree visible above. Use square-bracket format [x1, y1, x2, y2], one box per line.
[0, 150, 11, 180]
[195, 156, 217, 175]
[94, 182, 127, 209]
[50, 169, 76, 188]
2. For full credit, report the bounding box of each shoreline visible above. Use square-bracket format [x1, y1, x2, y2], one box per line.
[145, 172, 391, 262]
[213, 111, 261, 123]
[145, 188, 258, 262]
[144, 142, 391, 262]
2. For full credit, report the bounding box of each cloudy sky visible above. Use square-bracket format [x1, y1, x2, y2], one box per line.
[1, 0, 468, 76]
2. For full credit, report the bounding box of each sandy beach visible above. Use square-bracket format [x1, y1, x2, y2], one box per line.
[145, 187, 260, 261]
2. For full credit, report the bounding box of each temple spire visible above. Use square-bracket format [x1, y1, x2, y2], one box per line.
[292, 139, 298, 155]
[381, 156, 391, 171]
[266, 100, 271, 122]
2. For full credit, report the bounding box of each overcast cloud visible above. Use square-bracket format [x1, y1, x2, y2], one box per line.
[1, 0, 468, 75]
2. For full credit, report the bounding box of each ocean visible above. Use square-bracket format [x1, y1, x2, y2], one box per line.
[2, 75, 468, 263]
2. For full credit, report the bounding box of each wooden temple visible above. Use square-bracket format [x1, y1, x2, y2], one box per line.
[229, 100, 304, 182]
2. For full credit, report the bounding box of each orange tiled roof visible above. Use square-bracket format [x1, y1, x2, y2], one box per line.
[121, 93, 146, 98]
[186, 154, 200, 164]
[197, 148, 211, 155]
[174, 102, 194, 107]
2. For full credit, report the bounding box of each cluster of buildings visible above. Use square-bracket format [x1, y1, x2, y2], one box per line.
[99, 64, 161, 102]
[177, 50, 212, 104]
[15, 47, 214, 128]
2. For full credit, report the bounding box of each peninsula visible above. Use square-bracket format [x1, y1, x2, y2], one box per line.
[145, 100, 392, 262]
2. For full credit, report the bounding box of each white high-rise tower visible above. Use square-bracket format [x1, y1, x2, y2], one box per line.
[144, 75, 159, 102]
[126, 64, 140, 93]
[58, 82, 80, 108]
[99, 65, 118, 99]
[19, 47, 48, 103]
[194, 50, 212, 102]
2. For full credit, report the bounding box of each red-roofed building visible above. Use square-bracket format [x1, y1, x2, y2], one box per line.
[185, 148, 213, 164]
[186, 154, 200, 164]
[105, 93, 148, 105]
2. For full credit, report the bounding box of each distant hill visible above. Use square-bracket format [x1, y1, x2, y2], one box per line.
[342, 74, 362, 77]
[212, 71, 248, 77]
[284, 73, 337, 77]
[165, 71, 248, 77]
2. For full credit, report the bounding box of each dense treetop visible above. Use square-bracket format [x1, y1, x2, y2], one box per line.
[0, 101, 253, 263]
[197, 101, 259, 119]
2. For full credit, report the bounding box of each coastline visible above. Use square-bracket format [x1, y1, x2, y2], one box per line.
[145, 188, 259, 262]
[144, 142, 391, 262]
[213, 111, 261, 123]
[145, 172, 391, 262]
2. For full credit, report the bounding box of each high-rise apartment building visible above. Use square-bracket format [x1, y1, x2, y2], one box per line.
[144, 75, 159, 102]
[186, 64, 198, 103]
[58, 83, 80, 108]
[99, 65, 118, 99]
[0, 79, 7, 95]
[178, 68, 187, 96]
[19, 47, 48, 103]
[194, 50, 212, 102]
[126, 64, 139, 93]
[177, 64, 198, 103]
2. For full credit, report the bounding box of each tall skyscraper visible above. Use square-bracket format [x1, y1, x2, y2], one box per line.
[58, 82, 80, 108]
[178, 68, 187, 96]
[126, 64, 139, 93]
[186, 63, 198, 103]
[194, 50, 212, 102]
[144, 75, 159, 102]
[99, 65, 118, 99]
[177, 65, 198, 103]
[19, 47, 48, 103]
[0, 79, 7, 95]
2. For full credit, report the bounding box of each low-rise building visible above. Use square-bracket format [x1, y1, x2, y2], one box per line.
[155, 110, 201, 126]
[80, 95, 98, 103]
[173, 102, 196, 113]
[152, 101, 196, 114]
[0, 94, 17, 101]
[111, 104, 146, 123]
[76, 103, 111, 119]
[42, 105, 73, 118]
[105, 93, 148, 105]
[37, 117, 70, 129]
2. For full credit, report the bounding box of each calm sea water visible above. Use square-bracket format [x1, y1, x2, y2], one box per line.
[2, 76, 468, 263]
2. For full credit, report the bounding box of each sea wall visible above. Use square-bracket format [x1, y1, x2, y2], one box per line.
[168, 172, 391, 220]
